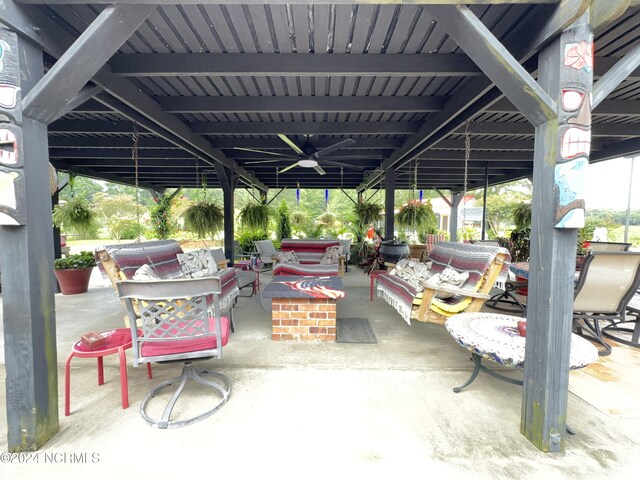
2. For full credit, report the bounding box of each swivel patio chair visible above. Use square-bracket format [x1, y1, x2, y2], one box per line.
[572, 252, 640, 356]
[601, 291, 640, 348]
[116, 277, 232, 429]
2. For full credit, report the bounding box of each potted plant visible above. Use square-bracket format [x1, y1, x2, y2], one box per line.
[52, 196, 98, 238]
[395, 199, 437, 234]
[239, 201, 270, 232]
[353, 200, 383, 228]
[53, 251, 96, 295]
[183, 202, 224, 239]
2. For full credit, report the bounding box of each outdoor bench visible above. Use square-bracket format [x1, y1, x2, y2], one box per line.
[376, 241, 510, 325]
[95, 240, 240, 326]
[273, 238, 347, 277]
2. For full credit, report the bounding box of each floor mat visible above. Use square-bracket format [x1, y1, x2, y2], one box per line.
[336, 317, 378, 344]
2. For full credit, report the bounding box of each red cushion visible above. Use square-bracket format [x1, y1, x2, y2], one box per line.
[140, 316, 230, 357]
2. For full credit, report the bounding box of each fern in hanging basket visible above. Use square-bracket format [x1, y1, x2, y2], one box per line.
[239, 202, 270, 231]
[52, 196, 98, 238]
[353, 201, 383, 227]
[183, 202, 224, 239]
[395, 199, 437, 233]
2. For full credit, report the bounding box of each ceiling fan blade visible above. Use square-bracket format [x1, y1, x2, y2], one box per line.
[279, 162, 299, 174]
[313, 165, 326, 175]
[318, 159, 364, 170]
[314, 138, 356, 158]
[277, 134, 305, 156]
[243, 158, 295, 165]
[233, 147, 288, 156]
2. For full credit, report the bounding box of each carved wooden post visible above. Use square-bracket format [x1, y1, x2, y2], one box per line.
[0, 29, 59, 451]
[522, 13, 593, 452]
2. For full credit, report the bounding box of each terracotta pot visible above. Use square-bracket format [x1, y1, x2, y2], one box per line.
[54, 267, 93, 295]
[575, 255, 586, 271]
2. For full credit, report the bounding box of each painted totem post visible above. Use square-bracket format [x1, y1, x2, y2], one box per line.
[554, 39, 593, 228]
[0, 31, 25, 225]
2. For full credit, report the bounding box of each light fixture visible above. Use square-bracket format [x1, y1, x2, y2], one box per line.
[298, 158, 318, 168]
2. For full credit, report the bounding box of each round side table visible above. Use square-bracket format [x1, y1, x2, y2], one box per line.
[64, 328, 152, 415]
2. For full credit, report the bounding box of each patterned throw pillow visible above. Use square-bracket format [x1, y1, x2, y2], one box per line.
[320, 245, 342, 265]
[274, 251, 300, 264]
[177, 249, 218, 278]
[132, 264, 161, 281]
[425, 266, 469, 299]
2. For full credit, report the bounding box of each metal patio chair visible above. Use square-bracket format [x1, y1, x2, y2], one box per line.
[572, 252, 640, 356]
[116, 277, 232, 429]
[254, 239, 280, 271]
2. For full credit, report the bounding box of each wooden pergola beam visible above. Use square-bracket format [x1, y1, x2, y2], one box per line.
[21, 4, 156, 124]
[427, 5, 556, 127]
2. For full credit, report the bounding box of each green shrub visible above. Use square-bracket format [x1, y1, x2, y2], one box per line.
[54, 251, 96, 270]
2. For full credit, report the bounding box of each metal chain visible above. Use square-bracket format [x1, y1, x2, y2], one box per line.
[132, 122, 140, 241]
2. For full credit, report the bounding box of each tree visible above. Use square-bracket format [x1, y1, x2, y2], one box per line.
[149, 193, 177, 239]
[93, 192, 143, 240]
[276, 200, 292, 240]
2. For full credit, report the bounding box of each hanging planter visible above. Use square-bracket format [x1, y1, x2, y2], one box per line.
[353, 200, 383, 227]
[184, 202, 224, 239]
[52, 194, 98, 238]
[395, 199, 437, 234]
[239, 202, 270, 231]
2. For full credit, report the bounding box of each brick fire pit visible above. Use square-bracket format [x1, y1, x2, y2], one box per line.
[262, 276, 345, 341]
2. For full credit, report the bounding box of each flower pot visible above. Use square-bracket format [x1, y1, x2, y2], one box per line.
[575, 255, 587, 271]
[54, 267, 93, 295]
[378, 241, 410, 264]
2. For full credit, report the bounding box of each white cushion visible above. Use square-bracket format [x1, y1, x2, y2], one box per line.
[132, 264, 161, 281]
[425, 266, 469, 299]
[320, 245, 341, 265]
[177, 249, 218, 278]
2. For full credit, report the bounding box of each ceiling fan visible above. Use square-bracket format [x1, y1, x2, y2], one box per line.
[236, 134, 359, 176]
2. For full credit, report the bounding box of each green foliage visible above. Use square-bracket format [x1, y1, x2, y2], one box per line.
[150, 193, 176, 239]
[183, 202, 224, 239]
[119, 222, 145, 240]
[52, 196, 98, 238]
[395, 199, 437, 234]
[512, 203, 532, 230]
[236, 228, 268, 253]
[457, 225, 480, 242]
[509, 228, 531, 262]
[353, 200, 383, 228]
[92, 192, 142, 240]
[275, 200, 292, 241]
[239, 202, 270, 231]
[53, 251, 96, 270]
[300, 222, 324, 239]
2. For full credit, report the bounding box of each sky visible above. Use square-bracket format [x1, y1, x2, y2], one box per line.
[585, 157, 640, 210]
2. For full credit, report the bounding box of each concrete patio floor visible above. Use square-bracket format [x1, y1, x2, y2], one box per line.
[1, 268, 639, 479]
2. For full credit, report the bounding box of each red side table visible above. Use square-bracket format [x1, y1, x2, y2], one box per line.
[370, 270, 386, 301]
[65, 328, 152, 415]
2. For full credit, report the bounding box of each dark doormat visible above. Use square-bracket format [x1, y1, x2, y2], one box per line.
[336, 318, 378, 344]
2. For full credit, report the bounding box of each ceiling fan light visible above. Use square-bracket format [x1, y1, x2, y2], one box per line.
[298, 159, 318, 168]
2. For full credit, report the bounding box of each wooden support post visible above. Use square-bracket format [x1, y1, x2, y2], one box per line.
[481, 163, 489, 240]
[215, 164, 238, 266]
[522, 13, 593, 452]
[449, 193, 462, 242]
[0, 31, 59, 451]
[384, 167, 395, 241]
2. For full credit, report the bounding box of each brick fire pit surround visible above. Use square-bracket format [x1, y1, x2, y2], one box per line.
[262, 276, 345, 342]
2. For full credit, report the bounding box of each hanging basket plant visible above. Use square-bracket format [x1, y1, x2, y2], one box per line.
[183, 202, 224, 239]
[239, 202, 270, 231]
[52, 195, 98, 238]
[353, 200, 383, 227]
[183, 169, 224, 239]
[395, 199, 437, 234]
